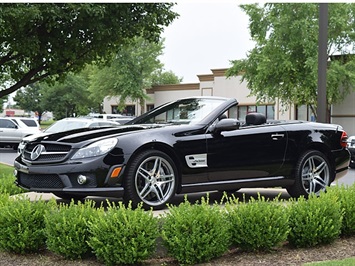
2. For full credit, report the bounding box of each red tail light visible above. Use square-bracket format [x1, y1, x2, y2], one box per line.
[341, 131, 348, 148]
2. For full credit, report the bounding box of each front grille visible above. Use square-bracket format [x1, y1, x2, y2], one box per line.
[23, 142, 72, 163]
[19, 173, 64, 189]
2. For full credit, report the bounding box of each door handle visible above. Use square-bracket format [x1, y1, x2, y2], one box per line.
[271, 133, 284, 140]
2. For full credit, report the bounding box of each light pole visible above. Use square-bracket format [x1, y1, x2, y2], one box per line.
[317, 3, 328, 123]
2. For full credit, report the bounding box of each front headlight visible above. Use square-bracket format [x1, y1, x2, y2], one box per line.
[71, 138, 118, 159]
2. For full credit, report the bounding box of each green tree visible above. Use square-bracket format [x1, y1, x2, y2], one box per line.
[41, 72, 95, 119]
[89, 37, 181, 112]
[151, 70, 183, 85]
[13, 84, 46, 123]
[0, 3, 178, 99]
[227, 3, 355, 119]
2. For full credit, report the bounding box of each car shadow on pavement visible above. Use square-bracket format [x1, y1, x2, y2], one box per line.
[22, 188, 290, 216]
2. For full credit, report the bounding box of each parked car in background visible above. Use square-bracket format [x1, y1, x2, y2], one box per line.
[347, 136, 355, 168]
[17, 117, 121, 154]
[108, 116, 135, 125]
[14, 97, 350, 210]
[87, 113, 135, 124]
[10, 117, 41, 130]
[0, 117, 41, 149]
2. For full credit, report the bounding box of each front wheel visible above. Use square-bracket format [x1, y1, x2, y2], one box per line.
[124, 150, 177, 210]
[287, 150, 333, 198]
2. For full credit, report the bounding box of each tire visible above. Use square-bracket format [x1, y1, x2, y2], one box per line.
[53, 192, 86, 201]
[287, 150, 332, 198]
[124, 150, 177, 210]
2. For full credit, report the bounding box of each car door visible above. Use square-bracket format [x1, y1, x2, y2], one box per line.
[0, 118, 22, 142]
[206, 124, 287, 182]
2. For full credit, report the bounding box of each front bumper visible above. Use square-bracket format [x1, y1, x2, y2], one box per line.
[14, 156, 125, 198]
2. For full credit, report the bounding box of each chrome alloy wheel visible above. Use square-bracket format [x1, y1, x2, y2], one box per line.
[134, 155, 176, 207]
[301, 154, 330, 195]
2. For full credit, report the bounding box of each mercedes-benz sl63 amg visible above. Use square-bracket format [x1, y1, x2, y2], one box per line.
[14, 97, 350, 209]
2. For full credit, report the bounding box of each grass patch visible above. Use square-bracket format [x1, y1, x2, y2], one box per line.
[0, 163, 14, 178]
[306, 257, 355, 265]
[39, 119, 55, 130]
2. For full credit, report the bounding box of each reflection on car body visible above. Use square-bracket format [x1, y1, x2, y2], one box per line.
[17, 117, 120, 154]
[14, 97, 350, 210]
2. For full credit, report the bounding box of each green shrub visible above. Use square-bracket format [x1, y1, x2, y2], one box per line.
[44, 200, 97, 259]
[0, 196, 49, 253]
[288, 192, 342, 248]
[327, 184, 355, 236]
[0, 193, 10, 207]
[0, 175, 25, 195]
[226, 194, 289, 252]
[161, 196, 230, 265]
[88, 202, 158, 265]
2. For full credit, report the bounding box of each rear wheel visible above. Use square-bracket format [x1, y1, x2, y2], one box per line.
[124, 150, 177, 210]
[287, 150, 332, 198]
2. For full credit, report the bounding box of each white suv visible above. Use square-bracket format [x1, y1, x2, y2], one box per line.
[0, 117, 41, 149]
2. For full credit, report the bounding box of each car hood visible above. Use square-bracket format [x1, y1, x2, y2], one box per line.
[29, 124, 191, 144]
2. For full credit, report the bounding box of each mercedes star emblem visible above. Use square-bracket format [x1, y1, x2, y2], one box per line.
[30, 144, 45, 160]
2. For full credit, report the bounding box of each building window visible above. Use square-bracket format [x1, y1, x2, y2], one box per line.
[146, 104, 154, 112]
[296, 105, 315, 121]
[236, 105, 275, 121]
[111, 105, 136, 116]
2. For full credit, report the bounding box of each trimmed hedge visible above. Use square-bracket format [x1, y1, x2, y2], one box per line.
[0, 195, 52, 254]
[88, 202, 158, 265]
[327, 183, 355, 236]
[288, 192, 343, 248]
[162, 196, 230, 265]
[0, 185, 355, 264]
[0, 175, 25, 195]
[44, 200, 97, 259]
[226, 194, 289, 251]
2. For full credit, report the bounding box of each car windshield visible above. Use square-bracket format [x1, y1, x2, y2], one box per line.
[45, 120, 88, 133]
[132, 98, 227, 125]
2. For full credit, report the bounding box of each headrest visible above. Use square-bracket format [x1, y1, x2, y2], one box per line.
[245, 112, 266, 126]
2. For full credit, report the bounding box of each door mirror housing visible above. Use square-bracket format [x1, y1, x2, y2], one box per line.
[213, 118, 240, 135]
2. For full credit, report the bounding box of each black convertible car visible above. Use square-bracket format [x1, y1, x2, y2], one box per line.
[14, 97, 350, 209]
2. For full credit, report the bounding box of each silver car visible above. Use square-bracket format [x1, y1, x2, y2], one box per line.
[0, 117, 42, 149]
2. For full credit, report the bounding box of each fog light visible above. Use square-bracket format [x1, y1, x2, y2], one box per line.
[13, 169, 18, 177]
[77, 175, 87, 185]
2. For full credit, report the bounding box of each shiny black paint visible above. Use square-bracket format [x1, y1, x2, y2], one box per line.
[14, 97, 350, 200]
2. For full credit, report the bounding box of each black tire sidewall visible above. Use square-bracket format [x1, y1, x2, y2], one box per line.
[124, 149, 177, 210]
[287, 150, 332, 198]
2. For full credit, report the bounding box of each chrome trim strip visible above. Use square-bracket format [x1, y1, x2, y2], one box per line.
[182, 176, 285, 188]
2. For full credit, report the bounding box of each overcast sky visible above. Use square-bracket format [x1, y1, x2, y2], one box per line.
[159, 1, 255, 83]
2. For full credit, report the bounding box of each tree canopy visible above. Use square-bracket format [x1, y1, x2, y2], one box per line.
[0, 3, 178, 99]
[227, 3, 355, 116]
[88, 37, 182, 112]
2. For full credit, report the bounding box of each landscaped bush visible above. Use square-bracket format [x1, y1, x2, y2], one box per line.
[0, 175, 25, 195]
[0, 196, 51, 254]
[161, 196, 231, 265]
[226, 194, 289, 251]
[88, 202, 158, 265]
[44, 200, 97, 259]
[288, 192, 343, 248]
[327, 184, 355, 236]
[0, 193, 10, 207]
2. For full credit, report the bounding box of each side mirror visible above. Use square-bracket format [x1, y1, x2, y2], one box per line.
[213, 118, 240, 135]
